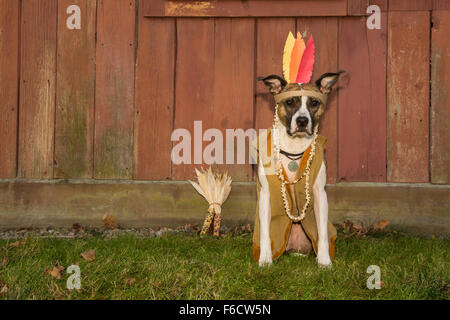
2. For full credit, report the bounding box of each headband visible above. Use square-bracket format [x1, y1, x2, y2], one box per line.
[274, 89, 328, 105]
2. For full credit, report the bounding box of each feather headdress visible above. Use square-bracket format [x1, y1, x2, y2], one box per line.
[282, 32, 315, 84]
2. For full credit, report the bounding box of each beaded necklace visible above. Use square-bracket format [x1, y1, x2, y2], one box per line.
[272, 103, 318, 222]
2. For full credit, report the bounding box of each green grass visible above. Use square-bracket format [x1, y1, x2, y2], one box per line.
[0, 231, 448, 300]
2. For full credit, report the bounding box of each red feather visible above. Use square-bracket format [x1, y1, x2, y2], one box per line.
[296, 35, 315, 83]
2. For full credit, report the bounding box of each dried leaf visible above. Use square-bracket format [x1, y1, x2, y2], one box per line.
[353, 222, 369, 235]
[45, 262, 65, 279]
[373, 219, 390, 231]
[0, 283, 8, 296]
[80, 249, 96, 262]
[126, 277, 136, 286]
[0, 257, 8, 267]
[10, 238, 26, 248]
[102, 213, 117, 229]
[72, 223, 83, 232]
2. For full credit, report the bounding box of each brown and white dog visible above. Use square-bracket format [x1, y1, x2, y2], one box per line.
[257, 71, 343, 267]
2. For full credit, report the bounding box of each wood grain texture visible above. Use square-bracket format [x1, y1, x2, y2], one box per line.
[18, 0, 57, 179]
[143, 0, 348, 17]
[212, 18, 255, 181]
[389, 0, 432, 11]
[134, 17, 175, 180]
[338, 15, 387, 182]
[255, 18, 296, 130]
[433, 0, 450, 10]
[431, 11, 450, 184]
[55, 0, 96, 179]
[172, 18, 215, 180]
[348, 0, 388, 15]
[0, 0, 19, 178]
[95, 0, 136, 179]
[387, 11, 430, 182]
[297, 17, 339, 184]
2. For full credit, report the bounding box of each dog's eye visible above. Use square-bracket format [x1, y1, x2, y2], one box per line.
[285, 99, 293, 106]
[310, 99, 320, 108]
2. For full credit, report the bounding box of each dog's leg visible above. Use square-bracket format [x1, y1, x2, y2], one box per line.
[313, 161, 332, 267]
[258, 160, 272, 267]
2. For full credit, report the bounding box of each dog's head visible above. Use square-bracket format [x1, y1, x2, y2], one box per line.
[259, 71, 344, 137]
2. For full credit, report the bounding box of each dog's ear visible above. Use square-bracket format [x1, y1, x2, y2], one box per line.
[316, 70, 345, 94]
[257, 75, 287, 95]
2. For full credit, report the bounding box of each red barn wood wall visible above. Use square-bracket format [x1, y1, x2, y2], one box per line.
[18, 0, 57, 179]
[94, 0, 136, 179]
[55, 0, 96, 179]
[387, 11, 430, 183]
[431, 10, 450, 184]
[0, 0, 448, 185]
[0, 0, 19, 178]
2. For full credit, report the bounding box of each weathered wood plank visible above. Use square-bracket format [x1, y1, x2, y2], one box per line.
[172, 18, 215, 180]
[348, 0, 388, 15]
[389, 0, 432, 11]
[55, 0, 96, 179]
[134, 17, 175, 180]
[212, 18, 255, 182]
[0, 0, 19, 178]
[18, 0, 57, 179]
[387, 11, 430, 182]
[431, 11, 450, 184]
[338, 16, 387, 182]
[255, 18, 296, 130]
[297, 18, 339, 184]
[143, 0, 348, 17]
[433, 0, 450, 10]
[95, 0, 136, 179]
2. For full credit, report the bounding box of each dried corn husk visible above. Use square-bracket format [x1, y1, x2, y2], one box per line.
[189, 167, 232, 236]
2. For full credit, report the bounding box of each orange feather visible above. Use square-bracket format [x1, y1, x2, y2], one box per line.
[289, 32, 306, 83]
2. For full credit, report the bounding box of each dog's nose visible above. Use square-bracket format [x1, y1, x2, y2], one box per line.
[296, 117, 309, 128]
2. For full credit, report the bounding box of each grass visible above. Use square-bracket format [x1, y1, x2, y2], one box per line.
[0, 231, 448, 300]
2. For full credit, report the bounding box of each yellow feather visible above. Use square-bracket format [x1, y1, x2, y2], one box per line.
[282, 32, 295, 82]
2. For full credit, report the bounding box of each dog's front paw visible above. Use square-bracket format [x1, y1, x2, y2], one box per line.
[317, 242, 332, 268]
[258, 250, 273, 267]
[317, 253, 332, 268]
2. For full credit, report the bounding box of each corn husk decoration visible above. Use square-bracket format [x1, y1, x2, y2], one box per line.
[189, 167, 232, 237]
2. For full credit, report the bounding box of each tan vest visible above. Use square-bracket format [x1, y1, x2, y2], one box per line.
[252, 128, 337, 262]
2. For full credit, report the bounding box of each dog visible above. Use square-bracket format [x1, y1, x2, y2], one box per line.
[253, 71, 343, 268]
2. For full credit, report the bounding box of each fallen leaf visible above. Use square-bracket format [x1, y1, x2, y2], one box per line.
[0, 257, 8, 267]
[45, 262, 65, 279]
[445, 284, 450, 294]
[352, 222, 369, 235]
[373, 219, 390, 231]
[126, 277, 136, 286]
[102, 213, 117, 229]
[153, 281, 160, 287]
[10, 238, 26, 248]
[80, 249, 96, 262]
[0, 283, 8, 295]
[72, 223, 83, 232]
